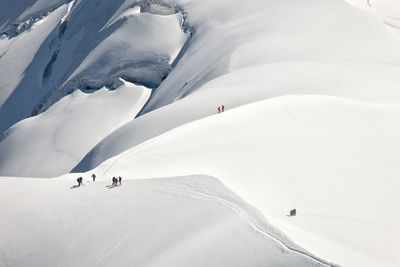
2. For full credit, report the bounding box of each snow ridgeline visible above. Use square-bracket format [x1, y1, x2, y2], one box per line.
[38, 0, 191, 113]
[0, 79, 150, 177]
[0, 174, 334, 267]
[1, 0, 400, 266]
[89, 95, 400, 267]
[0, 0, 68, 38]
[0, 0, 192, 177]
[74, 0, 400, 173]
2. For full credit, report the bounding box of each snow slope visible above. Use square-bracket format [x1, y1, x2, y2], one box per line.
[347, 0, 400, 22]
[65, 10, 188, 90]
[0, 175, 329, 267]
[89, 95, 400, 267]
[0, 0, 66, 34]
[140, 0, 400, 114]
[0, 0, 188, 176]
[0, 3, 68, 130]
[2, 0, 400, 176]
[1, 0, 400, 266]
[0, 79, 150, 177]
[371, 0, 400, 17]
[75, 0, 400, 172]
[74, 60, 400, 172]
[0, 0, 188, 135]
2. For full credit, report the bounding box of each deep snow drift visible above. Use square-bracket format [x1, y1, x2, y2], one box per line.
[1, 0, 400, 266]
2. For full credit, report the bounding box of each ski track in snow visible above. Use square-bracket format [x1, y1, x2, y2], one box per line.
[162, 186, 337, 267]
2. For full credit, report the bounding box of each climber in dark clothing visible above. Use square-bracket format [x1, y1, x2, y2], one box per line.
[290, 209, 296, 216]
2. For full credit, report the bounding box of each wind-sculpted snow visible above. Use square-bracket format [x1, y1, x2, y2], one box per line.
[0, 80, 150, 177]
[74, 0, 400, 173]
[2, 0, 400, 266]
[0, 4, 68, 134]
[73, 0, 400, 170]
[139, 0, 400, 115]
[3, 0, 400, 176]
[0, 0, 67, 37]
[0, 0, 189, 176]
[65, 12, 188, 89]
[92, 95, 400, 267]
[0, 175, 329, 267]
[74, 60, 400, 173]
[0, 0, 189, 135]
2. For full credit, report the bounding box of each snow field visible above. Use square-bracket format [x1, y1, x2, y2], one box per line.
[1, 0, 400, 266]
[141, 0, 400, 114]
[75, 60, 400, 172]
[0, 175, 327, 267]
[91, 95, 400, 267]
[0, 0, 189, 177]
[76, 0, 400, 172]
[0, 80, 150, 177]
[0, 0, 188, 136]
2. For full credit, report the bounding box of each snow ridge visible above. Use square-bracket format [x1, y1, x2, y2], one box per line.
[0, 0, 70, 39]
[2, 0, 400, 266]
[34, 1, 191, 117]
[0, 0, 192, 177]
[164, 184, 338, 267]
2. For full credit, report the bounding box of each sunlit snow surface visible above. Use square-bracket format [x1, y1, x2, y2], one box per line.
[92, 95, 400, 267]
[1, 0, 400, 266]
[0, 175, 331, 267]
[0, 80, 150, 177]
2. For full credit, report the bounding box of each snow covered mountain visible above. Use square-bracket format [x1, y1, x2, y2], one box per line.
[1, 0, 400, 266]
